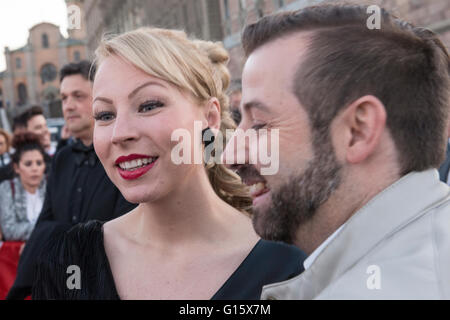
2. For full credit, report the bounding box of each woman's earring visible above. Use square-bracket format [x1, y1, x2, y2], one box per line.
[202, 127, 215, 148]
[202, 127, 215, 164]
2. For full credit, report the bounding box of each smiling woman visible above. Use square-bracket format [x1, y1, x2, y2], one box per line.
[92, 29, 251, 210]
[32, 27, 305, 300]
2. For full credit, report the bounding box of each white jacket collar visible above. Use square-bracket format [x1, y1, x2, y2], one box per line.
[261, 169, 450, 300]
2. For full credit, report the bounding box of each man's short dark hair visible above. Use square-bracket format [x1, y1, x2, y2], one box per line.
[60, 60, 96, 83]
[22, 105, 45, 127]
[12, 114, 27, 131]
[242, 3, 450, 175]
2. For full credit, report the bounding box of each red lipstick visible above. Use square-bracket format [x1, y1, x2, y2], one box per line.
[115, 154, 158, 180]
[115, 154, 153, 165]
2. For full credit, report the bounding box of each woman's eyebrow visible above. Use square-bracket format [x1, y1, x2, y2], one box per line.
[93, 81, 166, 104]
[128, 81, 166, 100]
[93, 96, 113, 104]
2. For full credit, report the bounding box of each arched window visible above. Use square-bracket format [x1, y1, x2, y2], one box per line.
[239, 0, 247, 27]
[74, 51, 81, 62]
[256, 0, 265, 18]
[40, 63, 57, 84]
[224, 0, 230, 19]
[17, 83, 28, 106]
[42, 33, 49, 48]
[223, 0, 231, 35]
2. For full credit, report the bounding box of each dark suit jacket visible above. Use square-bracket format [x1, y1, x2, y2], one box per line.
[7, 142, 137, 299]
[439, 142, 450, 183]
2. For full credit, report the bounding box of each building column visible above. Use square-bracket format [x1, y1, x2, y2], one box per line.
[200, 0, 209, 40]
[3, 48, 16, 114]
[58, 39, 69, 69]
[25, 45, 38, 105]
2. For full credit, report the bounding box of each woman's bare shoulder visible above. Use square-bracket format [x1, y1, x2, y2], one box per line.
[102, 209, 139, 257]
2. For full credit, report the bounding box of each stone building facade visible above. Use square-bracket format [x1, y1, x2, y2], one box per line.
[2, 0, 446, 128]
[221, 0, 450, 83]
[0, 0, 88, 120]
[84, 0, 224, 57]
[82, 0, 450, 85]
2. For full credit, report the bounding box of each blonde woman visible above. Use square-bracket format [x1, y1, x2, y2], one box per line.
[33, 28, 305, 300]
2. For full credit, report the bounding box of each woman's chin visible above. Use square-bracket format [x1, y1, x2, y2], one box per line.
[122, 189, 160, 205]
[123, 194, 148, 204]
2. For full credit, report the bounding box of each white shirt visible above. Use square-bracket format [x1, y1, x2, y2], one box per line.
[47, 144, 57, 157]
[26, 191, 43, 224]
[0, 152, 11, 167]
[303, 224, 345, 270]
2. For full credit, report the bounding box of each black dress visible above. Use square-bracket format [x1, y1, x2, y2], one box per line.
[32, 220, 305, 300]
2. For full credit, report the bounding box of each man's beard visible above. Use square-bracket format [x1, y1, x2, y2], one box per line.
[252, 132, 342, 244]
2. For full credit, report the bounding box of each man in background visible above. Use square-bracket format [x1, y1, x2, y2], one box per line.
[22, 106, 53, 156]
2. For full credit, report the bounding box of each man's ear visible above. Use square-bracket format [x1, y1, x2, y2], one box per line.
[339, 95, 387, 164]
[203, 97, 221, 131]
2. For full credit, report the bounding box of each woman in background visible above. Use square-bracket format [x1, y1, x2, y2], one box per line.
[0, 132, 47, 242]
